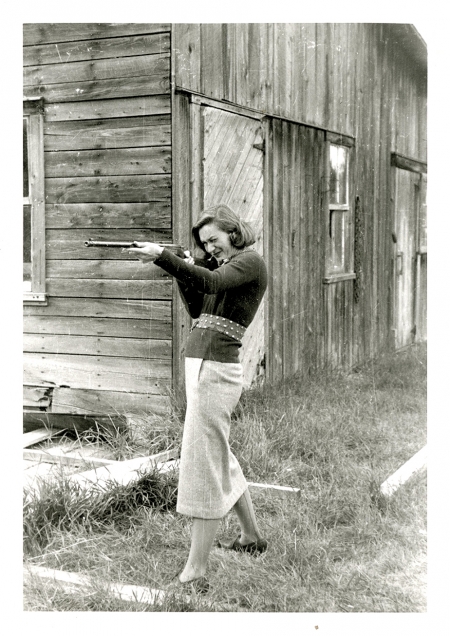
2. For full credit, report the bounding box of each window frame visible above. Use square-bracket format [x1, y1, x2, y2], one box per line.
[23, 97, 47, 305]
[323, 132, 356, 284]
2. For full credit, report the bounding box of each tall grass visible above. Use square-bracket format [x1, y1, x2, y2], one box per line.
[23, 343, 426, 612]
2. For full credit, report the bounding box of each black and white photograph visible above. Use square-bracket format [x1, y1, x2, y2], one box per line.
[12, 9, 441, 631]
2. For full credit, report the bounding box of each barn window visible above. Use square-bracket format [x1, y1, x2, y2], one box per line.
[23, 98, 46, 304]
[324, 136, 356, 283]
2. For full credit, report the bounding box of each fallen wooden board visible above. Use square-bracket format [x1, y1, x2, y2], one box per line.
[23, 448, 117, 468]
[248, 481, 300, 493]
[23, 428, 59, 448]
[380, 445, 427, 497]
[24, 565, 165, 606]
[23, 411, 126, 434]
[69, 448, 179, 488]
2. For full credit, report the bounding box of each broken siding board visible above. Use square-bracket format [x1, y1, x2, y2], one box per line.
[23, 33, 170, 66]
[44, 95, 171, 122]
[52, 387, 170, 415]
[46, 279, 172, 300]
[24, 315, 171, 340]
[46, 147, 171, 178]
[44, 116, 171, 152]
[23, 298, 171, 321]
[23, 23, 170, 46]
[24, 74, 170, 104]
[24, 353, 171, 393]
[23, 385, 52, 409]
[45, 202, 171, 229]
[23, 334, 172, 359]
[45, 174, 171, 204]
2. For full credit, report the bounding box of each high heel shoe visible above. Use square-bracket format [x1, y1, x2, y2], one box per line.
[217, 536, 268, 555]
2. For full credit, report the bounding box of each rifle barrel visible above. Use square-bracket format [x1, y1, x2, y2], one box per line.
[84, 240, 184, 255]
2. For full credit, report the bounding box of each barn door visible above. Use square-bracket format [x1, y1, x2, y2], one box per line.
[393, 167, 421, 348]
[201, 106, 265, 386]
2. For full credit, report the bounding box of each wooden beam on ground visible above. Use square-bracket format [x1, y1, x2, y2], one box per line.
[24, 565, 165, 606]
[23, 428, 60, 448]
[248, 481, 300, 493]
[23, 448, 117, 468]
[380, 445, 427, 497]
[69, 449, 179, 489]
[23, 411, 126, 434]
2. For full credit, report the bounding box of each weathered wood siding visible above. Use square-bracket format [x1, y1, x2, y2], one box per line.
[173, 23, 427, 377]
[23, 23, 173, 415]
[266, 121, 327, 379]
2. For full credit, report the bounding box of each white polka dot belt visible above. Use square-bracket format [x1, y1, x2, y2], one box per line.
[191, 313, 247, 341]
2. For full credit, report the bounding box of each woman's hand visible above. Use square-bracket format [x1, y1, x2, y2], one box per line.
[183, 250, 195, 265]
[126, 242, 164, 263]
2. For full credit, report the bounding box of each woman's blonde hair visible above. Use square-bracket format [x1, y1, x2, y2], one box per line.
[192, 204, 256, 252]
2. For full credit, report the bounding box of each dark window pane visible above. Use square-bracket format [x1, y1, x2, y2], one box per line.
[23, 118, 29, 198]
[329, 144, 348, 205]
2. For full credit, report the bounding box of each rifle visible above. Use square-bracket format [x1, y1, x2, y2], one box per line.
[84, 239, 185, 257]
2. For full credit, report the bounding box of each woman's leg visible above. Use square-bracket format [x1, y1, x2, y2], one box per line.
[179, 517, 221, 582]
[232, 488, 263, 544]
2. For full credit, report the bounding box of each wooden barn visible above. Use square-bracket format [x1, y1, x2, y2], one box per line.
[23, 23, 427, 424]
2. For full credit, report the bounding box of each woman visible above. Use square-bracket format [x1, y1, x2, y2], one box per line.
[128, 204, 268, 593]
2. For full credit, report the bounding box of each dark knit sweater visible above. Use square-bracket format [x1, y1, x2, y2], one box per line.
[154, 248, 268, 362]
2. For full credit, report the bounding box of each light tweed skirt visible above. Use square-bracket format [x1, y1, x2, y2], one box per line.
[176, 357, 248, 519]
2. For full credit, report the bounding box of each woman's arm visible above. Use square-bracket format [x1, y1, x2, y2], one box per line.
[153, 248, 262, 294]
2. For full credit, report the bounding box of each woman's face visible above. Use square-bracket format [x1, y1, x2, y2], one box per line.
[198, 222, 234, 263]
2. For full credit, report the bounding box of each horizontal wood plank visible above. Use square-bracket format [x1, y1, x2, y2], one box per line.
[45, 146, 171, 178]
[46, 260, 170, 280]
[23, 429, 58, 447]
[24, 564, 166, 606]
[23, 411, 126, 433]
[23, 298, 171, 321]
[24, 334, 172, 359]
[45, 174, 171, 204]
[46, 278, 172, 300]
[23, 449, 117, 467]
[24, 32, 170, 66]
[46, 228, 173, 259]
[71, 450, 179, 487]
[24, 74, 170, 104]
[24, 353, 171, 393]
[52, 387, 170, 415]
[24, 54, 169, 87]
[44, 116, 171, 151]
[45, 203, 171, 229]
[44, 95, 171, 122]
[24, 315, 172, 339]
[23, 23, 170, 46]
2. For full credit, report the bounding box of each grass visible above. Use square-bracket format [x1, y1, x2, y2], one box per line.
[23, 342, 427, 612]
